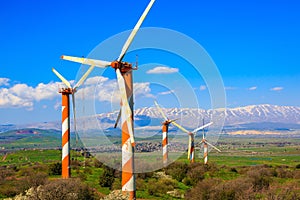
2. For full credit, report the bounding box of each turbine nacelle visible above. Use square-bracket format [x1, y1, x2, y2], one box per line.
[110, 60, 138, 73]
[59, 88, 76, 94]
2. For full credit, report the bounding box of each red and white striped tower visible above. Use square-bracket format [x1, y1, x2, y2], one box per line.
[60, 88, 74, 179]
[162, 121, 170, 167]
[121, 70, 135, 199]
[53, 66, 94, 179]
[59, 1, 155, 195]
[154, 102, 214, 164]
[203, 142, 208, 164]
[188, 134, 195, 163]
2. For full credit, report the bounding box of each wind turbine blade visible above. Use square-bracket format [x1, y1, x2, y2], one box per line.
[206, 141, 221, 152]
[74, 65, 95, 89]
[61, 55, 111, 68]
[171, 121, 189, 134]
[154, 101, 168, 121]
[71, 93, 78, 144]
[117, 0, 155, 62]
[52, 68, 72, 88]
[114, 108, 122, 128]
[169, 118, 179, 123]
[191, 122, 213, 134]
[116, 69, 135, 146]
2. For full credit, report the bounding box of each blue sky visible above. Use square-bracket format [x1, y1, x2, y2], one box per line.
[0, 0, 300, 124]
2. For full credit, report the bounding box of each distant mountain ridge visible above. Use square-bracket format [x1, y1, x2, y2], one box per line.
[1, 104, 300, 132]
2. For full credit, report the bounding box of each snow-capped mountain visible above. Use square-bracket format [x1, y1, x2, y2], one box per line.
[95, 104, 300, 130]
[1, 104, 300, 132]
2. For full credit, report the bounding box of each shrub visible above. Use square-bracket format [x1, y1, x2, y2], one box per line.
[147, 178, 176, 196]
[164, 161, 188, 182]
[230, 167, 238, 173]
[136, 178, 146, 190]
[184, 178, 221, 200]
[99, 165, 115, 188]
[39, 178, 95, 200]
[186, 163, 205, 186]
[94, 159, 103, 168]
[0, 168, 15, 184]
[25, 171, 48, 188]
[78, 172, 87, 181]
[276, 167, 293, 178]
[111, 178, 122, 190]
[185, 177, 255, 200]
[136, 171, 154, 179]
[247, 167, 272, 191]
[0, 181, 21, 197]
[48, 162, 62, 176]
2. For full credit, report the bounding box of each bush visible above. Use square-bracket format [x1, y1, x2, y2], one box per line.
[164, 161, 188, 182]
[186, 163, 205, 186]
[38, 178, 95, 200]
[230, 167, 238, 173]
[136, 178, 146, 190]
[212, 177, 254, 200]
[136, 171, 154, 179]
[48, 162, 62, 176]
[99, 165, 115, 188]
[78, 172, 87, 181]
[185, 178, 221, 200]
[185, 177, 255, 200]
[0, 168, 15, 184]
[94, 159, 103, 168]
[247, 166, 272, 191]
[0, 181, 21, 197]
[147, 178, 176, 196]
[25, 171, 48, 188]
[111, 178, 122, 190]
[276, 167, 293, 178]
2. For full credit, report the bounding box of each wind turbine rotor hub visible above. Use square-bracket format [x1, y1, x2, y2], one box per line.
[111, 61, 134, 74]
[59, 88, 76, 94]
[163, 120, 171, 125]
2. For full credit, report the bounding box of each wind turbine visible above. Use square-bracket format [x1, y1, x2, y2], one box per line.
[154, 101, 178, 167]
[199, 119, 221, 164]
[52, 66, 94, 179]
[59, 0, 156, 198]
[154, 101, 213, 163]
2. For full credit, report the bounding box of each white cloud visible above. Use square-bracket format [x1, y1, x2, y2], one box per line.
[33, 82, 60, 101]
[146, 66, 179, 74]
[134, 82, 154, 98]
[84, 76, 109, 86]
[270, 87, 283, 91]
[76, 76, 154, 103]
[248, 86, 257, 91]
[0, 81, 61, 109]
[158, 90, 174, 96]
[0, 76, 154, 110]
[199, 85, 207, 91]
[0, 78, 10, 86]
[0, 87, 33, 109]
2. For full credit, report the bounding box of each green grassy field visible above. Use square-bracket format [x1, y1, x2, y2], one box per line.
[0, 134, 299, 199]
